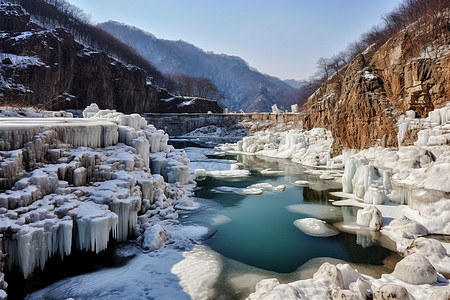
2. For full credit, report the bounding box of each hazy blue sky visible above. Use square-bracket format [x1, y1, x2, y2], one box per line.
[67, 0, 402, 80]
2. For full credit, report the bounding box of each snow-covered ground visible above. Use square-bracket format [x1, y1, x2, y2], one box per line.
[26, 222, 215, 300]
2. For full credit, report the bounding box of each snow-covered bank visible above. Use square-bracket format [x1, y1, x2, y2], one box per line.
[238, 104, 450, 299]
[247, 260, 449, 300]
[339, 104, 450, 272]
[26, 222, 214, 300]
[218, 127, 341, 168]
[0, 103, 194, 292]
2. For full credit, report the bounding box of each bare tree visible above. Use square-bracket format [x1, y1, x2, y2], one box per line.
[167, 74, 221, 100]
[15, 0, 168, 87]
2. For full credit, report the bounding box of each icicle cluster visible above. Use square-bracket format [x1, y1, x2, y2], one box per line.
[0, 104, 192, 279]
[343, 104, 450, 213]
[226, 128, 338, 167]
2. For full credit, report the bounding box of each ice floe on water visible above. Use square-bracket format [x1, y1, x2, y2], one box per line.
[293, 180, 309, 186]
[260, 168, 285, 176]
[248, 182, 286, 192]
[211, 182, 286, 196]
[287, 204, 342, 221]
[293, 218, 339, 237]
[185, 146, 252, 179]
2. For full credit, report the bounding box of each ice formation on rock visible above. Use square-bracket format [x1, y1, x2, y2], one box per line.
[0, 105, 193, 280]
[246, 277, 329, 300]
[393, 253, 437, 285]
[141, 224, 169, 251]
[82, 103, 100, 118]
[374, 284, 412, 300]
[428, 290, 450, 300]
[220, 128, 339, 167]
[405, 237, 450, 276]
[356, 206, 382, 230]
[398, 103, 450, 147]
[312, 262, 344, 289]
[0, 118, 119, 151]
[247, 261, 449, 300]
[342, 105, 450, 230]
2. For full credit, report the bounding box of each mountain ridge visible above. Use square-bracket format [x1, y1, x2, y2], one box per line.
[98, 20, 299, 112]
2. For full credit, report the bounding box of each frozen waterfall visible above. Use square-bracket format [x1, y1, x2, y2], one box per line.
[0, 104, 192, 279]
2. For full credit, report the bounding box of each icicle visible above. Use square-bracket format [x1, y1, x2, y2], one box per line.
[109, 197, 140, 242]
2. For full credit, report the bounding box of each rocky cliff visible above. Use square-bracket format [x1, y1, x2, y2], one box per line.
[301, 12, 449, 152]
[0, 2, 221, 113]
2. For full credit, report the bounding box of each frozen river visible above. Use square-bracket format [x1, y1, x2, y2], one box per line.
[19, 146, 397, 300]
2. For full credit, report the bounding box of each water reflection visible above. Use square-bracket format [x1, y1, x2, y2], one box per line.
[302, 186, 337, 205]
[357, 231, 383, 248]
[191, 153, 392, 274]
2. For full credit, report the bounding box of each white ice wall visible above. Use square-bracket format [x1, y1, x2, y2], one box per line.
[0, 118, 119, 151]
[344, 104, 450, 209]
[223, 128, 337, 168]
[0, 105, 192, 279]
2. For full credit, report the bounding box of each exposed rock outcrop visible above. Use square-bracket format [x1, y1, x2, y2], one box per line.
[154, 97, 223, 113]
[0, 3, 221, 113]
[301, 12, 449, 152]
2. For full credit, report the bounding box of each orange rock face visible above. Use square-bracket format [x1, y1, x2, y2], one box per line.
[301, 16, 449, 153]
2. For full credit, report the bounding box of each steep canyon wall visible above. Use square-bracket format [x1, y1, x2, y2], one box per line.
[301, 14, 449, 152]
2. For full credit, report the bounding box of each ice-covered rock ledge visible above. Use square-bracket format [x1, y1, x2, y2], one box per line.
[247, 260, 449, 300]
[310, 105, 450, 299]
[340, 104, 450, 232]
[218, 127, 342, 168]
[0, 104, 195, 285]
[241, 104, 450, 299]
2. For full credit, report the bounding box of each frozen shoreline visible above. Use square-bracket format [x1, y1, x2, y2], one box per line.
[219, 105, 450, 299]
[1, 104, 449, 299]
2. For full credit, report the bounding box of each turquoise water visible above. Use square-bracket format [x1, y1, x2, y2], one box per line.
[190, 155, 391, 274]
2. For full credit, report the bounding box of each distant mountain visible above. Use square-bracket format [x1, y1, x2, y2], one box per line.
[98, 21, 298, 112]
[283, 79, 307, 89]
